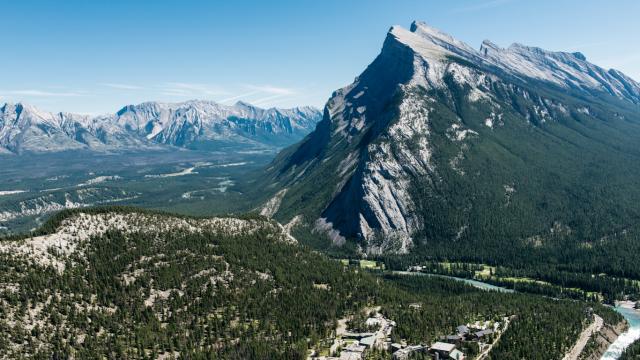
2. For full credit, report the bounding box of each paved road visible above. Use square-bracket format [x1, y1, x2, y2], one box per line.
[562, 314, 604, 360]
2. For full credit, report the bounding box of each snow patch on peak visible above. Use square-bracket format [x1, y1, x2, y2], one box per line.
[410, 21, 479, 58]
[392, 20, 640, 103]
[410, 21, 460, 45]
[384, 21, 640, 105]
[478, 39, 640, 101]
[388, 26, 453, 62]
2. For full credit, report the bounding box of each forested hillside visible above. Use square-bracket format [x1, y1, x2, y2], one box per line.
[0, 208, 623, 359]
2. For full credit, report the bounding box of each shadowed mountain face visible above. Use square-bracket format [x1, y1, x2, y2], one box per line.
[0, 100, 321, 154]
[260, 21, 640, 259]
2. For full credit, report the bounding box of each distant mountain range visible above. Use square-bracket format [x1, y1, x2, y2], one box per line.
[261, 21, 640, 262]
[0, 100, 321, 154]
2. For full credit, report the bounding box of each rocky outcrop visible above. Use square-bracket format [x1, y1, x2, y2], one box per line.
[579, 320, 628, 360]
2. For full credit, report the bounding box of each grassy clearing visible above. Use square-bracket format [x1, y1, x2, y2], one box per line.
[337, 259, 384, 270]
[360, 260, 382, 270]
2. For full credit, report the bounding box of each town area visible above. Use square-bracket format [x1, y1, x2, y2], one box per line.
[308, 306, 511, 360]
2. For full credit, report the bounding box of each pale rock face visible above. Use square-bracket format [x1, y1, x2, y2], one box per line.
[479, 40, 640, 103]
[0, 212, 296, 273]
[358, 94, 432, 253]
[314, 217, 346, 246]
[260, 189, 288, 218]
[319, 87, 435, 254]
[393, 20, 640, 104]
[0, 190, 140, 223]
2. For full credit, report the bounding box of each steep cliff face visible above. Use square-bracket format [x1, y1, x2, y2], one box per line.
[262, 21, 640, 255]
[264, 25, 426, 252]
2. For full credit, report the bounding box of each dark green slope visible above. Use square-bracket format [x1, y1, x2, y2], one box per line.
[407, 76, 640, 277]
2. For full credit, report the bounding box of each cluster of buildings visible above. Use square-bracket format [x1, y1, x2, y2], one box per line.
[442, 325, 494, 345]
[390, 341, 464, 360]
[390, 322, 500, 360]
[313, 310, 503, 360]
[316, 312, 396, 360]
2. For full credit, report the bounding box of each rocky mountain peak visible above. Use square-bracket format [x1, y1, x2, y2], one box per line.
[479, 39, 501, 56]
[387, 25, 454, 63]
[262, 20, 640, 255]
[387, 21, 640, 104]
[1, 102, 59, 125]
[572, 52, 587, 61]
[234, 100, 254, 108]
[0, 100, 322, 154]
[409, 21, 479, 58]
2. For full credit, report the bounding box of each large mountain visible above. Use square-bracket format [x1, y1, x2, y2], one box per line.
[0, 100, 321, 154]
[261, 21, 640, 263]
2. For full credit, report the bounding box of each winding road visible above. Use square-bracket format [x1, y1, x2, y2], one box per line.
[563, 314, 603, 360]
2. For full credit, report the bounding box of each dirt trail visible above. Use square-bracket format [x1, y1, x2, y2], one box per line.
[562, 314, 603, 360]
[476, 318, 511, 360]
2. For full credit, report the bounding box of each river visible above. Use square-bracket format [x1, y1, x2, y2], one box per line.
[601, 303, 640, 359]
[393, 271, 640, 359]
[392, 270, 515, 293]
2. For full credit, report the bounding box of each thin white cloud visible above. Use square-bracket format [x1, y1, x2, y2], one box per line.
[218, 91, 261, 104]
[213, 84, 300, 107]
[251, 94, 290, 106]
[257, 89, 327, 108]
[0, 89, 86, 97]
[260, 96, 303, 108]
[244, 84, 297, 96]
[452, 0, 513, 13]
[160, 90, 193, 97]
[161, 82, 228, 97]
[150, 82, 301, 107]
[100, 83, 143, 90]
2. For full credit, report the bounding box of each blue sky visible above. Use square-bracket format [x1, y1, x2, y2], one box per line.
[1, 0, 639, 114]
